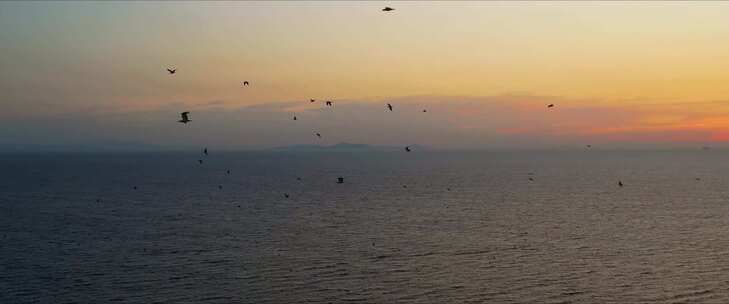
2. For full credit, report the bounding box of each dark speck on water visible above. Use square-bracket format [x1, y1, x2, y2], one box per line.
[2, 150, 729, 303]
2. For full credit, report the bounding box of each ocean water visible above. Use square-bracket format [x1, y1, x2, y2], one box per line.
[3, 150, 729, 303]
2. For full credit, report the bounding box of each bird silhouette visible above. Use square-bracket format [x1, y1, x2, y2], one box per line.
[387, 103, 393, 111]
[218, 185, 223, 190]
[166, 68, 176, 74]
[547, 104, 555, 108]
[198, 159, 203, 165]
[326, 101, 333, 106]
[310, 99, 316, 103]
[178, 112, 191, 124]
[316, 133, 321, 138]
[293, 115, 297, 121]
[284, 193, 290, 198]
[226, 170, 231, 174]
[423, 109, 427, 113]
[405, 146, 411, 152]
[618, 181, 623, 187]
[203, 148, 208, 155]
[382, 7, 394, 12]
[243, 81, 249, 86]
[337, 177, 344, 184]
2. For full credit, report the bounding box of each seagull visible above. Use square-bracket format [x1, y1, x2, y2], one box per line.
[382, 7, 394, 12]
[243, 81, 249, 86]
[618, 181, 623, 187]
[310, 99, 316, 103]
[326, 101, 333, 106]
[203, 148, 208, 155]
[387, 103, 393, 111]
[316, 133, 321, 138]
[405, 146, 411, 152]
[547, 104, 555, 108]
[178, 111, 191, 124]
[166, 68, 176, 74]
[337, 177, 344, 184]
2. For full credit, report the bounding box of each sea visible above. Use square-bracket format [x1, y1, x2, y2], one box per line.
[3, 150, 729, 303]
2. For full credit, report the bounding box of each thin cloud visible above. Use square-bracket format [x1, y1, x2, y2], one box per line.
[3, 94, 729, 151]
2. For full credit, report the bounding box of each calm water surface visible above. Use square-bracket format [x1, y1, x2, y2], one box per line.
[3, 151, 729, 303]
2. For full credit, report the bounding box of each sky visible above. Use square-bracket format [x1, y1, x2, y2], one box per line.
[3, 1, 729, 151]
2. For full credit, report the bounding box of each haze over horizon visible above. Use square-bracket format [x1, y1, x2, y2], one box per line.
[4, 1, 729, 151]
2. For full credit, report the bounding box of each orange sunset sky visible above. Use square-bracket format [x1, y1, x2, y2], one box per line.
[3, 1, 729, 150]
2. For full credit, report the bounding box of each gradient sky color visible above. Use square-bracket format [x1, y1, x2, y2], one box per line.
[3, 1, 729, 151]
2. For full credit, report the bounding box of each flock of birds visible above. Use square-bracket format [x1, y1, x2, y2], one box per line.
[157, 6, 635, 201]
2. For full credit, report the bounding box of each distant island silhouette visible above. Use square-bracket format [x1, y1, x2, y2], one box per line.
[273, 143, 426, 152]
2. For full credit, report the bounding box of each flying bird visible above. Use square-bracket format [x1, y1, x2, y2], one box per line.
[316, 133, 321, 138]
[203, 148, 208, 155]
[405, 146, 411, 152]
[387, 103, 393, 111]
[166, 68, 176, 74]
[226, 170, 231, 175]
[284, 193, 290, 198]
[547, 104, 555, 108]
[243, 81, 249, 86]
[310, 99, 316, 103]
[618, 181, 623, 187]
[382, 7, 394, 12]
[178, 112, 191, 124]
[423, 109, 427, 113]
[326, 101, 333, 106]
